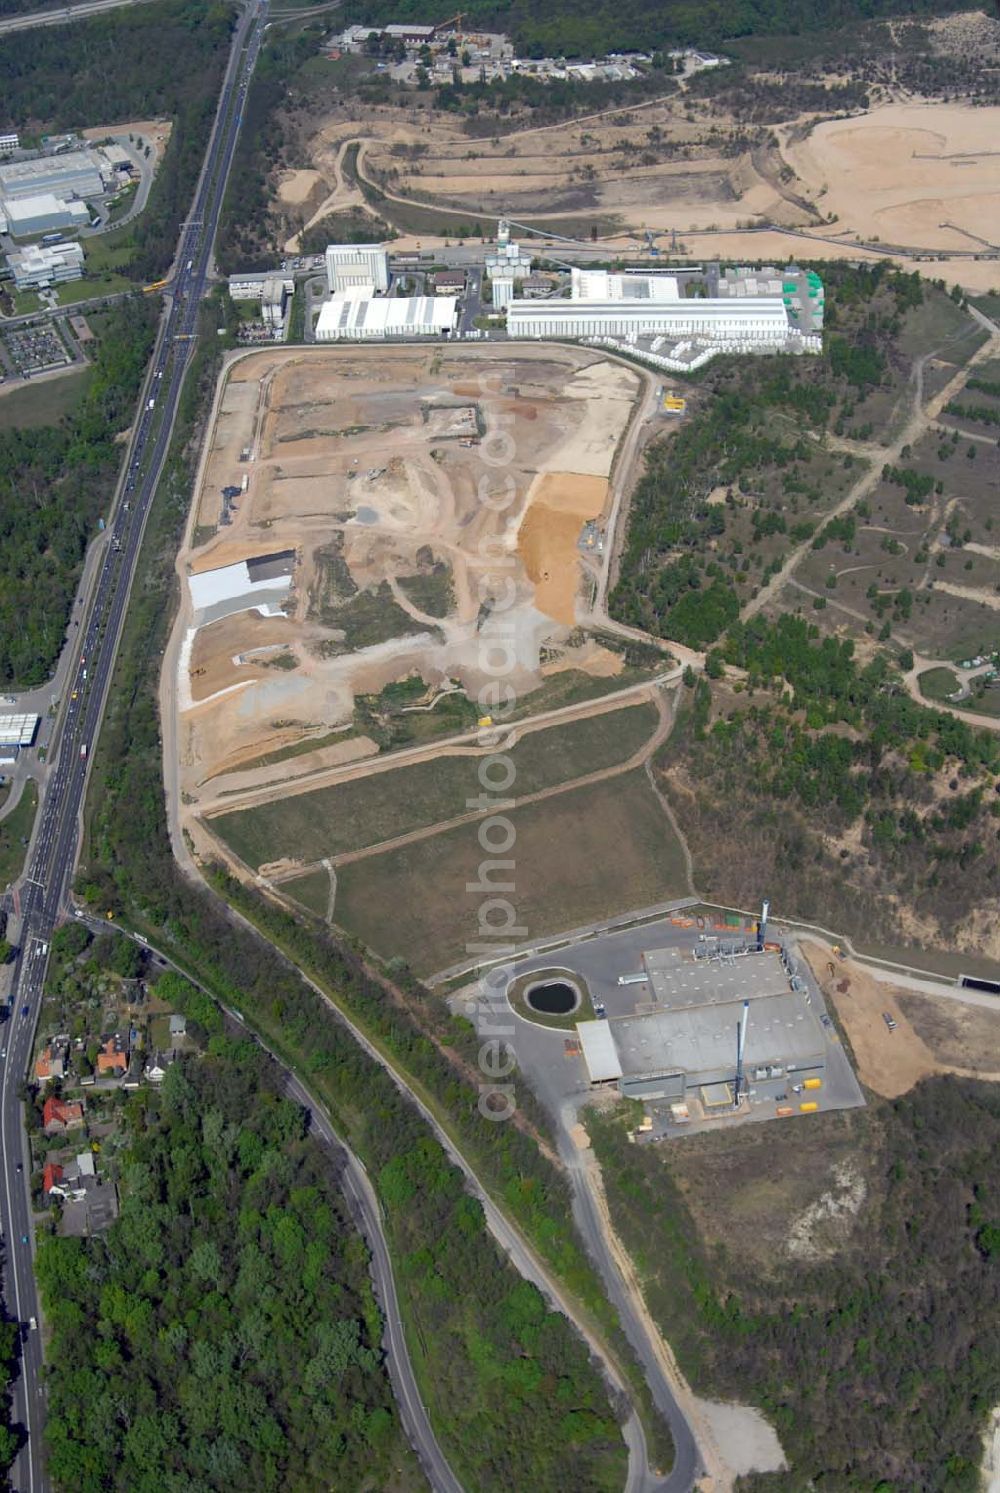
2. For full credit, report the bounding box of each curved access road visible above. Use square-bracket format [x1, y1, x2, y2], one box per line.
[193, 887, 703, 1493]
[282, 1069, 463, 1493]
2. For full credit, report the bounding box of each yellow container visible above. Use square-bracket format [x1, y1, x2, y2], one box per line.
[799, 1101, 819, 1113]
[804, 1077, 823, 1090]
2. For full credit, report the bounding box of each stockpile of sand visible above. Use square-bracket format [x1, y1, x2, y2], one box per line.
[518, 472, 608, 624]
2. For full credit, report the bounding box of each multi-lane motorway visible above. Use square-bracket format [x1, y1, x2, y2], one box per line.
[0, 5, 266, 1489]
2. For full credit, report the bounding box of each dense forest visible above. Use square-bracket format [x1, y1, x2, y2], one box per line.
[0, 299, 156, 688]
[342, 0, 966, 60]
[36, 1041, 422, 1493]
[75, 299, 651, 1490]
[0, 0, 233, 281]
[590, 1078, 1000, 1491]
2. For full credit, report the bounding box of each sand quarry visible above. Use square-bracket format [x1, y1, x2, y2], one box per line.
[288, 93, 1000, 295]
[170, 344, 641, 802]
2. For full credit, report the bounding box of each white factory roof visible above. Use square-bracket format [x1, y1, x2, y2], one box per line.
[572, 268, 680, 301]
[315, 294, 456, 338]
[577, 1021, 623, 1083]
[4, 193, 89, 226]
[0, 713, 39, 747]
[188, 557, 292, 615]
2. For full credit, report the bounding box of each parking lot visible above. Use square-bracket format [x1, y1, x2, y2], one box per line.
[2, 323, 71, 376]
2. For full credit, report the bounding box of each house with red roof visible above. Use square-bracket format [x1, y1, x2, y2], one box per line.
[43, 1096, 85, 1135]
[42, 1162, 64, 1195]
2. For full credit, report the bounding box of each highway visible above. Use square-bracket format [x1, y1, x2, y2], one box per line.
[0, 0, 158, 37]
[0, 4, 267, 1489]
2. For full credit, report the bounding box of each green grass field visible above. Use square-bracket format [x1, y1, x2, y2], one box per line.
[0, 369, 91, 431]
[917, 666, 961, 702]
[318, 767, 689, 976]
[285, 867, 331, 918]
[0, 781, 38, 889]
[212, 700, 659, 868]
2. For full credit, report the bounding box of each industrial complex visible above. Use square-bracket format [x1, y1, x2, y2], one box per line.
[504, 901, 863, 1140]
[276, 221, 824, 366]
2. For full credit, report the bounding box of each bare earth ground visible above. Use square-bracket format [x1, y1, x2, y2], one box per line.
[287, 88, 1000, 292]
[799, 941, 1000, 1097]
[169, 344, 644, 823]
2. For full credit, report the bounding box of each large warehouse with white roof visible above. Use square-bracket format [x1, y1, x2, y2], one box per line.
[507, 297, 791, 343]
[315, 294, 457, 340]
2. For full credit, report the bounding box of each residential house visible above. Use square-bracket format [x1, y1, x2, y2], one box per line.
[145, 1050, 174, 1084]
[35, 1045, 66, 1082]
[42, 1162, 64, 1195]
[43, 1096, 85, 1135]
[96, 1037, 128, 1076]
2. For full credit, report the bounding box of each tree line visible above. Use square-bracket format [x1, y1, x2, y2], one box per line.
[0, 0, 234, 284]
[0, 299, 157, 688]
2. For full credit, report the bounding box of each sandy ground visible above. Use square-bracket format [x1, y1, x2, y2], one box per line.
[277, 168, 325, 206]
[305, 96, 1000, 294]
[694, 1401, 786, 1479]
[800, 941, 1000, 1097]
[518, 473, 608, 624]
[171, 344, 643, 807]
[786, 103, 1000, 253]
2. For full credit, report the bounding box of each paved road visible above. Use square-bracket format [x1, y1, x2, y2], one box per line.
[0, 5, 267, 1489]
[0, 0, 157, 36]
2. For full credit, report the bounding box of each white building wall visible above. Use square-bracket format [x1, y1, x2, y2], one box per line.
[508, 298, 789, 342]
[491, 274, 514, 309]
[325, 243, 388, 295]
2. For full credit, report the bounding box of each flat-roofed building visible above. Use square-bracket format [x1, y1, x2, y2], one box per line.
[0, 148, 105, 201]
[508, 297, 790, 344]
[571, 267, 680, 301]
[324, 243, 389, 295]
[577, 947, 825, 1104]
[0, 713, 39, 748]
[315, 293, 456, 340]
[4, 192, 89, 238]
[8, 240, 84, 290]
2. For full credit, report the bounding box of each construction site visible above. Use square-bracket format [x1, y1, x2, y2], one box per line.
[167, 342, 649, 844]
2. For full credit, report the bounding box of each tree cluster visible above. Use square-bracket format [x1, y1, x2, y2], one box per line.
[0, 299, 156, 687]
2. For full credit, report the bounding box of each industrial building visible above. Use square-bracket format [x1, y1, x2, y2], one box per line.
[432, 270, 466, 296]
[228, 271, 283, 300]
[0, 148, 106, 202]
[485, 219, 531, 281]
[315, 293, 457, 340]
[576, 944, 826, 1113]
[324, 243, 389, 296]
[8, 241, 85, 290]
[0, 712, 39, 764]
[490, 273, 514, 310]
[507, 297, 792, 344]
[571, 267, 680, 300]
[2, 192, 90, 238]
